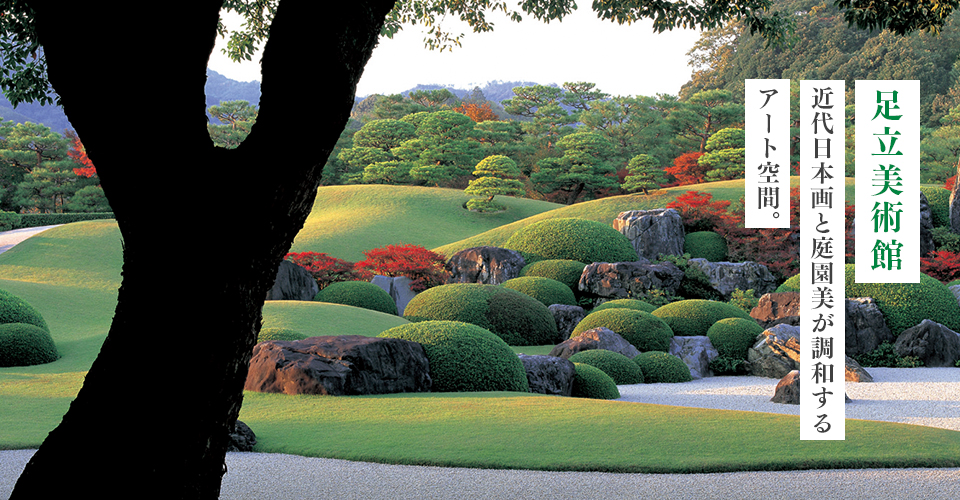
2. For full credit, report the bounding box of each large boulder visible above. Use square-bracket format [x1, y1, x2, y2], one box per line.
[771, 370, 853, 404]
[747, 323, 800, 379]
[612, 208, 685, 260]
[685, 259, 779, 300]
[845, 297, 895, 358]
[265, 260, 319, 301]
[668, 336, 719, 380]
[750, 292, 800, 329]
[894, 319, 960, 367]
[548, 304, 587, 340]
[577, 260, 684, 300]
[227, 421, 257, 452]
[445, 246, 526, 285]
[845, 355, 873, 383]
[245, 335, 431, 396]
[517, 354, 576, 397]
[920, 191, 935, 257]
[371, 275, 417, 316]
[548, 327, 641, 360]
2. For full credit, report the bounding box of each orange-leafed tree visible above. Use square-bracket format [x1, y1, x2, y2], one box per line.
[664, 151, 707, 186]
[453, 102, 498, 123]
[65, 129, 96, 178]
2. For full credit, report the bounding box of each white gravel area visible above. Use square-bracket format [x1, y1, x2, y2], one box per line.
[1, 368, 957, 499]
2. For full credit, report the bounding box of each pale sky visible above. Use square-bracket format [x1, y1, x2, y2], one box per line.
[207, 8, 703, 100]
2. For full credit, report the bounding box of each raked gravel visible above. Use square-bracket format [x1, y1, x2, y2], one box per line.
[1, 367, 957, 499]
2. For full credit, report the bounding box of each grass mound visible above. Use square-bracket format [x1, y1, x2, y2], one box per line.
[571, 362, 621, 399]
[569, 349, 643, 384]
[571, 308, 673, 352]
[0, 289, 49, 332]
[501, 276, 577, 306]
[592, 299, 657, 314]
[706, 317, 765, 360]
[502, 217, 637, 264]
[0, 322, 59, 367]
[651, 299, 753, 337]
[633, 351, 692, 383]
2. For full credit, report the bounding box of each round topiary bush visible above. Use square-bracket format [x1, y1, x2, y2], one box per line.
[0, 322, 59, 367]
[684, 231, 728, 261]
[518, 259, 588, 291]
[921, 186, 950, 228]
[0, 289, 49, 332]
[776, 264, 960, 335]
[706, 317, 764, 360]
[571, 362, 621, 399]
[257, 327, 308, 343]
[568, 349, 644, 384]
[378, 320, 530, 393]
[591, 299, 657, 314]
[403, 283, 558, 345]
[501, 276, 577, 306]
[651, 299, 753, 337]
[571, 308, 674, 352]
[314, 281, 398, 316]
[633, 351, 692, 383]
[503, 217, 638, 264]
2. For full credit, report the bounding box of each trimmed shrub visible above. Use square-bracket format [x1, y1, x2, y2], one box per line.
[633, 351, 692, 383]
[257, 327, 308, 343]
[0, 211, 21, 231]
[0, 323, 59, 367]
[921, 186, 950, 228]
[403, 283, 558, 345]
[0, 289, 49, 332]
[776, 264, 960, 335]
[518, 259, 587, 291]
[706, 317, 764, 360]
[651, 299, 753, 338]
[684, 231, 728, 261]
[568, 349, 644, 384]
[708, 355, 751, 376]
[571, 308, 674, 352]
[503, 217, 637, 264]
[727, 288, 760, 314]
[591, 299, 657, 314]
[501, 276, 577, 306]
[378, 320, 530, 392]
[314, 281, 399, 315]
[571, 362, 621, 399]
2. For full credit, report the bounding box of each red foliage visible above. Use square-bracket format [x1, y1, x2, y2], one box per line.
[285, 252, 364, 290]
[664, 151, 707, 186]
[945, 175, 956, 192]
[666, 191, 734, 233]
[354, 243, 449, 292]
[452, 102, 498, 123]
[65, 129, 97, 178]
[920, 250, 960, 283]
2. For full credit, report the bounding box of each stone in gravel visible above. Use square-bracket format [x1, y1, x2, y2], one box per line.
[517, 354, 576, 397]
[894, 319, 960, 367]
[747, 324, 800, 379]
[771, 370, 852, 404]
[668, 336, 719, 379]
[845, 355, 873, 383]
[845, 297, 894, 358]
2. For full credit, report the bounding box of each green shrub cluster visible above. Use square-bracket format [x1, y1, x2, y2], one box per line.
[569, 349, 643, 384]
[727, 289, 759, 314]
[684, 231, 728, 262]
[708, 355, 751, 375]
[257, 327, 309, 343]
[591, 299, 657, 314]
[931, 226, 960, 253]
[651, 299, 753, 337]
[501, 276, 577, 306]
[0, 211, 21, 232]
[403, 283, 558, 345]
[854, 341, 926, 368]
[706, 317, 764, 360]
[777, 264, 960, 335]
[633, 351, 692, 383]
[571, 308, 674, 352]
[314, 281, 399, 315]
[518, 259, 587, 291]
[17, 212, 114, 228]
[921, 186, 950, 228]
[0, 289, 49, 332]
[571, 362, 621, 399]
[658, 254, 722, 301]
[503, 217, 638, 265]
[0, 323, 59, 367]
[378, 320, 530, 393]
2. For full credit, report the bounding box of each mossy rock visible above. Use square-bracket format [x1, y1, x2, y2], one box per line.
[314, 281, 398, 316]
[501, 276, 577, 306]
[571, 308, 673, 352]
[0, 289, 49, 332]
[571, 362, 621, 399]
[706, 317, 764, 360]
[378, 320, 530, 393]
[257, 327, 308, 343]
[633, 351, 692, 383]
[0, 323, 60, 367]
[403, 283, 558, 346]
[684, 231, 728, 261]
[518, 259, 587, 291]
[776, 264, 960, 335]
[592, 299, 657, 314]
[503, 217, 638, 264]
[568, 349, 643, 384]
[921, 186, 950, 228]
[651, 299, 753, 338]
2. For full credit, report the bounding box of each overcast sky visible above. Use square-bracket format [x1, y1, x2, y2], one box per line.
[207, 8, 703, 100]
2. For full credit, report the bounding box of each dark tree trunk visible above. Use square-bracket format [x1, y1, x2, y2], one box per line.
[12, 1, 396, 498]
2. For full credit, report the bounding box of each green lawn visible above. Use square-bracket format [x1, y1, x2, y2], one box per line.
[2, 184, 959, 474]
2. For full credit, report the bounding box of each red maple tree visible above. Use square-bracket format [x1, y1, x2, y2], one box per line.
[65, 129, 97, 178]
[354, 243, 449, 292]
[453, 102, 498, 123]
[664, 151, 707, 186]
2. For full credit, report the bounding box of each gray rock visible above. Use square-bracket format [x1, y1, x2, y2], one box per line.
[845, 297, 895, 358]
[227, 421, 257, 452]
[894, 319, 960, 367]
[245, 335, 432, 396]
[444, 246, 525, 285]
[517, 354, 576, 397]
[668, 336, 719, 379]
[548, 304, 586, 341]
[548, 327, 641, 360]
[371, 275, 417, 316]
[750, 292, 800, 329]
[612, 208, 685, 260]
[845, 355, 873, 383]
[770, 370, 800, 404]
[950, 285, 960, 304]
[685, 259, 779, 301]
[920, 191, 935, 257]
[577, 260, 684, 300]
[748, 324, 800, 379]
[266, 260, 319, 301]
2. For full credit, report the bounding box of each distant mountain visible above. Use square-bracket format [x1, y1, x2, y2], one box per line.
[357, 80, 543, 104]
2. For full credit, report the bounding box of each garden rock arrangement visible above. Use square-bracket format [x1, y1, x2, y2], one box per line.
[371, 275, 417, 315]
[771, 370, 853, 405]
[266, 260, 319, 301]
[445, 246, 525, 285]
[578, 260, 684, 300]
[685, 259, 778, 300]
[245, 335, 431, 396]
[228, 421, 257, 452]
[747, 323, 800, 379]
[549, 327, 641, 360]
[894, 319, 960, 367]
[612, 208, 685, 260]
[548, 304, 586, 339]
[668, 336, 719, 379]
[517, 354, 575, 396]
[844, 297, 895, 358]
[749, 291, 799, 329]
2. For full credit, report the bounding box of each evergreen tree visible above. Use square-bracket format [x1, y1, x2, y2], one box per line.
[532, 131, 618, 204]
[622, 154, 662, 195]
[464, 155, 525, 211]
